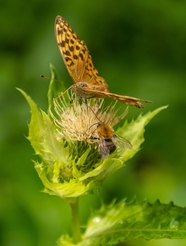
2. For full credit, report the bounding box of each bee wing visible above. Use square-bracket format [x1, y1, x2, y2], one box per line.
[98, 138, 110, 159]
[112, 134, 132, 150]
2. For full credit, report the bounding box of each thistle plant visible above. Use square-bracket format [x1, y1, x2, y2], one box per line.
[18, 65, 186, 246]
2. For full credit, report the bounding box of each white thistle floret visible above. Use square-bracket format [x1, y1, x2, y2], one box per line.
[50, 91, 128, 142]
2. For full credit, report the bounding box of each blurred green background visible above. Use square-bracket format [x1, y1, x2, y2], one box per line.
[1, 0, 186, 245]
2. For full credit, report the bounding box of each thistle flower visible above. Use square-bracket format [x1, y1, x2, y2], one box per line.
[50, 91, 131, 159]
[18, 66, 167, 203]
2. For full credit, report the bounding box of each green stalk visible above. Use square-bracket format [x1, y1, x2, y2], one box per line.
[70, 197, 81, 243]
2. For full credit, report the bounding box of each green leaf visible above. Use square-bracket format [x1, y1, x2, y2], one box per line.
[116, 105, 169, 162]
[17, 88, 69, 165]
[48, 64, 71, 114]
[80, 106, 168, 182]
[57, 235, 75, 246]
[57, 199, 186, 246]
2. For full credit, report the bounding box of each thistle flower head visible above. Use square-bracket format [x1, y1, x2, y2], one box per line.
[50, 91, 129, 159]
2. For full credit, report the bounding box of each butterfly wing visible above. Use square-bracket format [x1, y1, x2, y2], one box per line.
[55, 16, 108, 90]
[102, 91, 152, 108]
[75, 85, 152, 108]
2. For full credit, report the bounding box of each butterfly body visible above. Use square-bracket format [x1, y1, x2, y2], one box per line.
[73, 82, 109, 99]
[55, 15, 151, 108]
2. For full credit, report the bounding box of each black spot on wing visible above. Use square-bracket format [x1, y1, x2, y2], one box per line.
[69, 46, 74, 52]
[76, 45, 80, 50]
[79, 53, 84, 61]
[58, 41, 65, 47]
[70, 39, 75, 44]
[64, 50, 71, 56]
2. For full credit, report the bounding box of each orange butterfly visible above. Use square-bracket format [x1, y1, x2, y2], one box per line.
[55, 15, 151, 108]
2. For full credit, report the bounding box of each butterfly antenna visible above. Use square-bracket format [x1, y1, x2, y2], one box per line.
[40, 74, 65, 84]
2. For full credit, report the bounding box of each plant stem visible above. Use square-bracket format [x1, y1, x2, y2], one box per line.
[70, 197, 81, 243]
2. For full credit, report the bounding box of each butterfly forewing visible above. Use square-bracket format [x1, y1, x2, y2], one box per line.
[55, 16, 108, 89]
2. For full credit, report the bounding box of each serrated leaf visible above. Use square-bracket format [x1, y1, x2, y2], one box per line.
[71, 200, 186, 246]
[117, 106, 168, 161]
[80, 106, 168, 182]
[18, 88, 69, 165]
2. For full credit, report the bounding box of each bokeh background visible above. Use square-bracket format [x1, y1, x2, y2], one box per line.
[1, 0, 186, 245]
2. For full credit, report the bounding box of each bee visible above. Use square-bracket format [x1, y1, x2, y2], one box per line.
[91, 122, 132, 159]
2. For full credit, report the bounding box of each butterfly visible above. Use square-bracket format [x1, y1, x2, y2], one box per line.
[55, 15, 151, 108]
